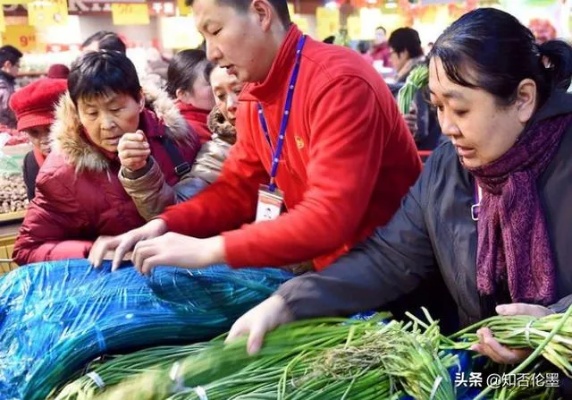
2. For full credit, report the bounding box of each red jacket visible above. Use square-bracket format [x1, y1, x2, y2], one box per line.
[176, 101, 212, 144]
[161, 25, 421, 271]
[371, 42, 391, 68]
[13, 89, 200, 265]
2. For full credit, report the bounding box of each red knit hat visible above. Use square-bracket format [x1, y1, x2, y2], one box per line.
[47, 64, 70, 79]
[9, 78, 67, 132]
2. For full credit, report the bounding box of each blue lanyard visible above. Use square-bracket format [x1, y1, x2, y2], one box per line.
[257, 35, 306, 192]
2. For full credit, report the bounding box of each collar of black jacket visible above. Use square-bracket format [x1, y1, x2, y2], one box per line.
[0, 70, 16, 84]
[530, 90, 572, 125]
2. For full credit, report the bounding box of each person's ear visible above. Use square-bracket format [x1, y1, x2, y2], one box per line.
[175, 88, 194, 105]
[138, 89, 145, 112]
[251, 0, 273, 31]
[514, 78, 537, 124]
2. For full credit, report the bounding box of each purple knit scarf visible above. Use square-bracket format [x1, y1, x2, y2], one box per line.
[468, 113, 572, 306]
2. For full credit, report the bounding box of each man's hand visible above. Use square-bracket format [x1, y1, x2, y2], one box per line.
[471, 303, 553, 364]
[118, 130, 151, 172]
[226, 295, 294, 355]
[88, 219, 168, 271]
[403, 102, 418, 138]
[131, 234, 226, 275]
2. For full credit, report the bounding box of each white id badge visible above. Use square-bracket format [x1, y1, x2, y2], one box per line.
[255, 184, 284, 222]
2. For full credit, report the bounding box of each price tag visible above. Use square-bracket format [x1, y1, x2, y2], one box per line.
[177, 0, 191, 16]
[111, 3, 150, 26]
[1, 25, 45, 52]
[316, 7, 339, 40]
[28, 0, 68, 27]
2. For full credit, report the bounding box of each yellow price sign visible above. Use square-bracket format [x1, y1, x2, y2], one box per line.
[346, 15, 361, 40]
[316, 7, 339, 40]
[177, 0, 191, 16]
[1, 24, 44, 52]
[28, 0, 68, 27]
[291, 15, 309, 34]
[111, 3, 150, 26]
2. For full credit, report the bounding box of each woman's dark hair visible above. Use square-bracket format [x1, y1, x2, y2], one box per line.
[165, 49, 213, 98]
[428, 8, 572, 107]
[81, 31, 126, 54]
[68, 50, 141, 106]
[388, 28, 423, 59]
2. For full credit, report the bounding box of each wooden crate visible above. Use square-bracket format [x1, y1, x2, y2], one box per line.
[0, 235, 18, 275]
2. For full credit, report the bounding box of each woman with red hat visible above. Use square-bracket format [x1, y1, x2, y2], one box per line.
[9, 78, 67, 199]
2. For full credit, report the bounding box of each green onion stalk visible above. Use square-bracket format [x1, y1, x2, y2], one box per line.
[397, 65, 429, 114]
[94, 317, 386, 400]
[91, 313, 458, 400]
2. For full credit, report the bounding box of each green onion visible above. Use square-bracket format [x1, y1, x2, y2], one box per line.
[397, 65, 429, 114]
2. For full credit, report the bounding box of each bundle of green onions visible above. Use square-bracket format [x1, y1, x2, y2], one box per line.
[82, 313, 458, 400]
[445, 305, 572, 400]
[397, 65, 429, 114]
[447, 306, 572, 377]
[54, 343, 215, 400]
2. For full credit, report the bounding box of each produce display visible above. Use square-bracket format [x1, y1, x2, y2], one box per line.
[0, 260, 293, 400]
[0, 173, 28, 213]
[0, 131, 30, 217]
[53, 307, 572, 400]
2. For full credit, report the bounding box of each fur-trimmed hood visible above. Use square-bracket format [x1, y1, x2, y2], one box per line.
[51, 86, 190, 172]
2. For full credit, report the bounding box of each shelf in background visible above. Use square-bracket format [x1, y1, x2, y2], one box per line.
[0, 210, 26, 223]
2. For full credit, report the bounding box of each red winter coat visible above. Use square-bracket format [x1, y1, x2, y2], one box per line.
[160, 25, 421, 271]
[13, 88, 200, 265]
[176, 100, 212, 144]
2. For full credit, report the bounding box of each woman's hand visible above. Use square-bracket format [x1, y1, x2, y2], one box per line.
[226, 295, 294, 355]
[471, 303, 553, 364]
[118, 131, 150, 172]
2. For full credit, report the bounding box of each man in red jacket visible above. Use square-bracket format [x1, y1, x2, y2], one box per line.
[89, 0, 421, 274]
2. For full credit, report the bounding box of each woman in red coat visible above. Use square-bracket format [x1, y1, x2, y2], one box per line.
[165, 49, 215, 144]
[12, 50, 200, 265]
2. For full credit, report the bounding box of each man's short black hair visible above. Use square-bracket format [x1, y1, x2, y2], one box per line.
[375, 26, 386, 34]
[388, 27, 424, 59]
[185, 0, 291, 28]
[81, 31, 126, 54]
[68, 50, 141, 106]
[0, 45, 23, 66]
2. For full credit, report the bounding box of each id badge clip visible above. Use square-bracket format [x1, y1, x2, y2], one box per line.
[255, 184, 284, 222]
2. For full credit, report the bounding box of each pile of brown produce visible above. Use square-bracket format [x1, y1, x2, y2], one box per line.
[0, 173, 28, 214]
